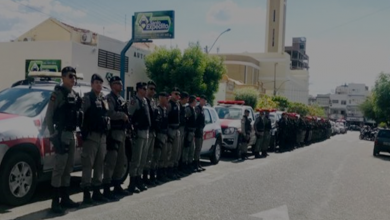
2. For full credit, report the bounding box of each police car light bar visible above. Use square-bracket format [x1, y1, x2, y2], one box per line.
[217, 100, 245, 105]
[28, 71, 84, 80]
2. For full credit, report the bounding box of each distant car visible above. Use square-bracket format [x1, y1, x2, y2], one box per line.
[214, 101, 256, 158]
[199, 106, 222, 164]
[337, 122, 347, 134]
[373, 129, 390, 157]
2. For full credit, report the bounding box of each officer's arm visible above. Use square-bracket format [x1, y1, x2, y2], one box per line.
[82, 93, 90, 113]
[128, 98, 139, 116]
[241, 118, 246, 133]
[106, 95, 127, 120]
[44, 91, 60, 135]
[166, 101, 172, 114]
[185, 106, 192, 118]
[254, 118, 260, 133]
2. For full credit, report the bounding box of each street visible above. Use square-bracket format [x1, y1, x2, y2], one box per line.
[2, 131, 390, 220]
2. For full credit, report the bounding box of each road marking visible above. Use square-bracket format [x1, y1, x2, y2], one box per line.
[250, 205, 290, 220]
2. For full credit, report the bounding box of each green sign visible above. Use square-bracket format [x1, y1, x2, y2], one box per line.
[133, 10, 175, 40]
[25, 59, 61, 78]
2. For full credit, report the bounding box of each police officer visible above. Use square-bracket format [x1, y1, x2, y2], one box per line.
[277, 113, 288, 153]
[261, 109, 272, 158]
[182, 95, 197, 173]
[153, 92, 170, 183]
[128, 82, 151, 193]
[194, 95, 206, 171]
[103, 76, 130, 197]
[240, 109, 251, 160]
[166, 88, 181, 179]
[178, 92, 190, 174]
[80, 74, 111, 204]
[143, 81, 157, 187]
[44, 66, 82, 214]
[253, 110, 265, 158]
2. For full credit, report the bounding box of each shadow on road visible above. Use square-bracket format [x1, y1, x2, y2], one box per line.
[0, 177, 82, 218]
[375, 154, 390, 161]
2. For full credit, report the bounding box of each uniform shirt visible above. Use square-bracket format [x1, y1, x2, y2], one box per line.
[106, 92, 127, 121]
[44, 86, 72, 135]
[241, 115, 251, 136]
[254, 116, 265, 133]
[128, 94, 151, 127]
[82, 91, 108, 113]
[167, 98, 180, 126]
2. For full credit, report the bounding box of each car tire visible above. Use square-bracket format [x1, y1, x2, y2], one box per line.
[210, 141, 222, 165]
[0, 152, 37, 206]
[373, 148, 379, 157]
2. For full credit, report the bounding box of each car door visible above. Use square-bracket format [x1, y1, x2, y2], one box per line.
[202, 108, 215, 153]
[246, 108, 257, 146]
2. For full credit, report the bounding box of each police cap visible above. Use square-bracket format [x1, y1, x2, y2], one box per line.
[199, 95, 207, 100]
[61, 66, 76, 76]
[172, 87, 180, 93]
[91, 73, 103, 83]
[180, 92, 189, 99]
[136, 82, 147, 90]
[189, 95, 197, 103]
[159, 92, 169, 97]
[109, 76, 122, 84]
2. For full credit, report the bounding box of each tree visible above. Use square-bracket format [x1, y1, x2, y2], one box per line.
[256, 94, 278, 109]
[307, 105, 326, 117]
[372, 72, 390, 123]
[288, 102, 309, 116]
[145, 44, 225, 104]
[233, 87, 258, 109]
[272, 95, 290, 110]
[359, 95, 377, 122]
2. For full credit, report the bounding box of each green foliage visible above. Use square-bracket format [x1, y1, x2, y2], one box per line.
[272, 95, 290, 110]
[359, 72, 390, 124]
[145, 43, 225, 104]
[256, 94, 278, 109]
[287, 102, 309, 116]
[378, 122, 387, 128]
[233, 87, 258, 109]
[307, 105, 326, 117]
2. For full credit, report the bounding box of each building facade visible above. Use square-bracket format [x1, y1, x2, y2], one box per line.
[0, 18, 155, 99]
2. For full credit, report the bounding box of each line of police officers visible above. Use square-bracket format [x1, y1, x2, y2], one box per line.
[240, 109, 332, 160]
[44, 67, 207, 214]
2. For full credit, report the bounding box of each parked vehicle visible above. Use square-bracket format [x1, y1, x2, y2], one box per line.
[214, 101, 256, 158]
[373, 129, 390, 156]
[199, 106, 222, 164]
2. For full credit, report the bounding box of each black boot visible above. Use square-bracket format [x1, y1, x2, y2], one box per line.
[103, 184, 119, 201]
[82, 187, 94, 205]
[166, 167, 175, 180]
[261, 150, 268, 158]
[51, 187, 66, 214]
[158, 168, 169, 183]
[143, 170, 152, 186]
[197, 160, 206, 171]
[254, 152, 261, 158]
[192, 161, 199, 172]
[149, 170, 157, 186]
[113, 183, 131, 196]
[173, 167, 182, 179]
[127, 176, 141, 194]
[60, 187, 79, 208]
[92, 187, 109, 203]
[137, 176, 147, 191]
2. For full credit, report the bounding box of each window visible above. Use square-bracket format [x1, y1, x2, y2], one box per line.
[246, 108, 254, 121]
[215, 107, 242, 120]
[273, 10, 276, 22]
[332, 100, 339, 104]
[0, 88, 51, 117]
[341, 100, 347, 105]
[209, 108, 218, 123]
[378, 130, 390, 139]
[272, 29, 275, 47]
[204, 109, 212, 124]
[98, 49, 129, 72]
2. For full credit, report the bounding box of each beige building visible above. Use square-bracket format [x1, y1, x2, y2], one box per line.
[213, 0, 309, 104]
[0, 18, 156, 99]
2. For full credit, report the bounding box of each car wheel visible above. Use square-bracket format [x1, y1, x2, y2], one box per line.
[210, 141, 221, 165]
[0, 152, 37, 206]
[373, 148, 379, 157]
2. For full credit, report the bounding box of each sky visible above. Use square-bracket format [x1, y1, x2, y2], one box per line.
[0, 0, 389, 96]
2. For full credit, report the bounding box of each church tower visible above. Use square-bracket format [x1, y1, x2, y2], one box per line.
[265, 0, 287, 54]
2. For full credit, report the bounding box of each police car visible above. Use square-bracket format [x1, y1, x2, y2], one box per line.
[214, 101, 256, 158]
[199, 106, 222, 164]
[0, 71, 114, 206]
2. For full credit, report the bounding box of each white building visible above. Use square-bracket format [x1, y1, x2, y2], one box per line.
[0, 18, 156, 99]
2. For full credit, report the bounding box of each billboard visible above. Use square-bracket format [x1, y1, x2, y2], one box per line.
[133, 10, 175, 40]
[25, 59, 61, 78]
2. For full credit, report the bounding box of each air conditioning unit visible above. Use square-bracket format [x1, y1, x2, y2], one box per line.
[81, 32, 93, 44]
[23, 37, 34, 42]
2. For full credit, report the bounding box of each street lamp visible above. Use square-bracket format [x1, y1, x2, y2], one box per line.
[273, 63, 278, 96]
[207, 28, 231, 54]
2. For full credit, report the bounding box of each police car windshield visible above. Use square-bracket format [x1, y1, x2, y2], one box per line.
[0, 88, 51, 117]
[215, 106, 242, 120]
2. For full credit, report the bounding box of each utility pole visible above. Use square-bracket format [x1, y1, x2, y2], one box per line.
[273, 62, 278, 96]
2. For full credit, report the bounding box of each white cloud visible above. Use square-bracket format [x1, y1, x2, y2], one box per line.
[0, 0, 86, 41]
[206, 0, 266, 25]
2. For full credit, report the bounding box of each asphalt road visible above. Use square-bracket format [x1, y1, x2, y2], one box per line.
[2, 131, 390, 220]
